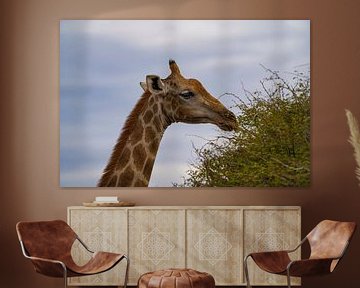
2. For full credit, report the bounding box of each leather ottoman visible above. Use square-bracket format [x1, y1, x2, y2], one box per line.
[137, 268, 215, 288]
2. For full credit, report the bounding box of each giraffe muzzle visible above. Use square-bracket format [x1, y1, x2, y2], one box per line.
[218, 111, 238, 131]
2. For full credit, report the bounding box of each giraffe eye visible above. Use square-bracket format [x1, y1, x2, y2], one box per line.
[180, 90, 195, 99]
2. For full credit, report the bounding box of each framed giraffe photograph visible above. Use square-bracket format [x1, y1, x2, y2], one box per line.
[60, 20, 310, 188]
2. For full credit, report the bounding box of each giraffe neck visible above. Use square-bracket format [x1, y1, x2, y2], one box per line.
[98, 92, 170, 187]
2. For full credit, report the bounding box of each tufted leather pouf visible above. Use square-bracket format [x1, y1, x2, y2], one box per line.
[138, 268, 215, 288]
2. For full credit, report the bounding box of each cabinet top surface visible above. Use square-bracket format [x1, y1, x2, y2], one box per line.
[68, 205, 301, 210]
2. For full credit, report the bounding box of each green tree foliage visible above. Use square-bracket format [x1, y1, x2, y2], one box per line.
[177, 67, 310, 187]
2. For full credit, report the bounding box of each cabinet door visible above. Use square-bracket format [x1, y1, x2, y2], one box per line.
[187, 209, 243, 285]
[68, 208, 127, 286]
[128, 209, 186, 284]
[243, 208, 301, 286]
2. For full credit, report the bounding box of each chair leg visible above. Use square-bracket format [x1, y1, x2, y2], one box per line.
[123, 255, 130, 288]
[243, 255, 252, 288]
[286, 269, 292, 288]
[61, 264, 68, 288]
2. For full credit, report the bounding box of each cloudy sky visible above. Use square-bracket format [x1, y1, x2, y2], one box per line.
[60, 20, 310, 187]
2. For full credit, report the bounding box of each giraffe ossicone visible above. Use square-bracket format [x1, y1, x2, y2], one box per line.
[98, 60, 238, 187]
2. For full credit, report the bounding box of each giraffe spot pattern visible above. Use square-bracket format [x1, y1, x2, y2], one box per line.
[148, 139, 159, 155]
[163, 103, 174, 120]
[148, 96, 155, 106]
[117, 166, 134, 186]
[134, 178, 147, 186]
[131, 122, 144, 144]
[145, 126, 156, 144]
[143, 158, 154, 180]
[153, 103, 159, 114]
[133, 143, 146, 171]
[107, 175, 118, 187]
[143, 110, 153, 123]
[153, 116, 162, 133]
[116, 147, 131, 169]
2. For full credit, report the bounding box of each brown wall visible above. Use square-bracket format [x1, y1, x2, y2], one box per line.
[1, 0, 360, 287]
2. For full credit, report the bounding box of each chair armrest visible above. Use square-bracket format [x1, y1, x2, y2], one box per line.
[76, 236, 94, 253]
[246, 236, 305, 258]
[247, 251, 292, 274]
[287, 258, 335, 277]
[25, 255, 67, 278]
[245, 237, 306, 259]
[25, 255, 65, 265]
[19, 240, 67, 277]
[248, 250, 290, 258]
[285, 237, 307, 253]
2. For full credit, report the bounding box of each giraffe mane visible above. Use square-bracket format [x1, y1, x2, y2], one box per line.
[98, 91, 152, 186]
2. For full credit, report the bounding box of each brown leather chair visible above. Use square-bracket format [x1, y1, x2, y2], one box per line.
[16, 220, 129, 288]
[244, 220, 356, 288]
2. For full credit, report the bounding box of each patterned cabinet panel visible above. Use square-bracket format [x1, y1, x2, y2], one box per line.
[187, 209, 243, 285]
[243, 208, 301, 286]
[67, 206, 301, 286]
[128, 209, 186, 284]
[68, 208, 127, 286]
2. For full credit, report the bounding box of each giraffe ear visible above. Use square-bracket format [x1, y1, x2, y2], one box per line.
[140, 82, 147, 91]
[146, 75, 164, 94]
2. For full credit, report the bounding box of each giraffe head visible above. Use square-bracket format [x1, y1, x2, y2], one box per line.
[140, 60, 238, 131]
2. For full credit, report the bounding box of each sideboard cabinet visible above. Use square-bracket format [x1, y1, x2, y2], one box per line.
[67, 206, 301, 286]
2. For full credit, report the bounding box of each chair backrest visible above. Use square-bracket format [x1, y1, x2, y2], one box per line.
[16, 220, 77, 261]
[307, 220, 356, 261]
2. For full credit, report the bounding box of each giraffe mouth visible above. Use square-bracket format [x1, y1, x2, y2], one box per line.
[182, 111, 238, 131]
[218, 122, 237, 131]
[217, 111, 238, 131]
[188, 117, 238, 131]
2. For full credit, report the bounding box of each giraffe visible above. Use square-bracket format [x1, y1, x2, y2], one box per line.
[98, 60, 238, 187]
